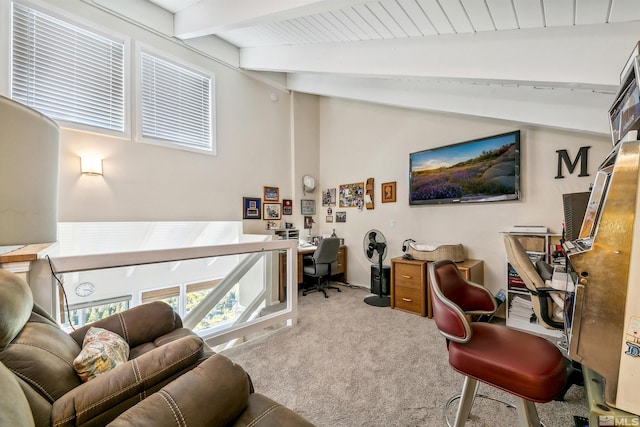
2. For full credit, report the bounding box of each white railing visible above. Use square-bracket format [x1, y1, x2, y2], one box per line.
[42, 239, 298, 347]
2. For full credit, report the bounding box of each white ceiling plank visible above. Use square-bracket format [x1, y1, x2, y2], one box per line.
[543, 0, 574, 27]
[460, 0, 496, 32]
[396, 0, 438, 36]
[439, 0, 474, 33]
[378, 0, 423, 37]
[415, 0, 455, 34]
[486, 0, 518, 30]
[610, 0, 640, 22]
[268, 22, 306, 45]
[287, 72, 612, 134]
[367, 1, 409, 38]
[307, 15, 345, 42]
[240, 22, 640, 88]
[320, 12, 362, 40]
[174, 0, 372, 39]
[332, 9, 370, 39]
[341, 7, 385, 39]
[287, 19, 325, 43]
[352, 3, 395, 38]
[575, 0, 610, 25]
[513, 0, 545, 28]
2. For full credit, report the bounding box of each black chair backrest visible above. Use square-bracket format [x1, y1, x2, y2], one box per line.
[313, 238, 340, 264]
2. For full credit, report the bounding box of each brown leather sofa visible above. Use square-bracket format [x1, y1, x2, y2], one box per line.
[0, 269, 314, 426]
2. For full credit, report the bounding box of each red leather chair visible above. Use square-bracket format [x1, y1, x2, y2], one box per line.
[428, 260, 567, 427]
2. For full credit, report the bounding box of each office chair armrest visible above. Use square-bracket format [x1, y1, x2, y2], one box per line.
[533, 287, 567, 295]
[531, 291, 566, 329]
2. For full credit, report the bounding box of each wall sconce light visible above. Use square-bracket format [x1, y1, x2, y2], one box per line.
[81, 156, 103, 175]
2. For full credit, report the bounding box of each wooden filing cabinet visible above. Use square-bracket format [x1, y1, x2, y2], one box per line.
[390, 257, 484, 317]
[391, 258, 428, 316]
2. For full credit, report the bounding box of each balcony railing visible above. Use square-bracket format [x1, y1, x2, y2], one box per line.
[37, 237, 298, 348]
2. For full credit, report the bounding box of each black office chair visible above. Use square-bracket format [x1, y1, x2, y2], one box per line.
[302, 238, 342, 298]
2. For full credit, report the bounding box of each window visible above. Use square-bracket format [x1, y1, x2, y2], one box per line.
[139, 50, 215, 153]
[64, 296, 131, 330]
[11, 2, 125, 132]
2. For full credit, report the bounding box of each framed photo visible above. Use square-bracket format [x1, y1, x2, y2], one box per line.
[243, 197, 261, 219]
[326, 215, 333, 223]
[322, 188, 336, 206]
[263, 186, 279, 202]
[263, 203, 281, 220]
[304, 216, 314, 229]
[382, 181, 397, 203]
[339, 182, 364, 208]
[301, 199, 316, 215]
[336, 211, 347, 223]
[282, 199, 293, 215]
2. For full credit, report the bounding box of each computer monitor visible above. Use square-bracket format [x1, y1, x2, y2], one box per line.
[563, 192, 590, 241]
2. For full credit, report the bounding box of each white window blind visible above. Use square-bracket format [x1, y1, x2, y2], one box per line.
[140, 51, 213, 152]
[11, 2, 125, 132]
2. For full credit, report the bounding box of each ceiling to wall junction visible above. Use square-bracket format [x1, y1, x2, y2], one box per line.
[86, 0, 640, 135]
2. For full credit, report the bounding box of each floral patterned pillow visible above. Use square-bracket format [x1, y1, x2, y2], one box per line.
[73, 327, 130, 382]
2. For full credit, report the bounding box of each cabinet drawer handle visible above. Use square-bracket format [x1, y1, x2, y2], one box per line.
[402, 297, 412, 302]
[401, 275, 412, 279]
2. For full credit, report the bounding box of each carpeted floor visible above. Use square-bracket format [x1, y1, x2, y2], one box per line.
[221, 284, 587, 427]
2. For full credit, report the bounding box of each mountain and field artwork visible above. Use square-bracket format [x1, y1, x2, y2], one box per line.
[410, 132, 520, 205]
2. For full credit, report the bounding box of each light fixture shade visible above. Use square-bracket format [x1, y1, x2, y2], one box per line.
[81, 157, 103, 175]
[0, 95, 59, 245]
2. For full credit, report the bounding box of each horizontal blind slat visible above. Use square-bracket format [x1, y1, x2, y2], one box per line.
[11, 3, 125, 132]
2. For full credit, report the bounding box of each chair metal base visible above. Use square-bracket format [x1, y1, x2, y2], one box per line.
[445, 377, 546, 427]
[302, 279, 341, 298]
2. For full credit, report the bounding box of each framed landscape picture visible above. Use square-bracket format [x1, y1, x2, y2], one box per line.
[263, 203, 281, 220]
[243, 197, 261, 219]
[263, 186, 279, 202]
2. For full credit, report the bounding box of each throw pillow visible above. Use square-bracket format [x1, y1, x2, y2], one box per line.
[73, 327, 129, 382]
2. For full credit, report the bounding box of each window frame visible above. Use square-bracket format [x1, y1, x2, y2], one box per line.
[135, 43, 216, 155]
[9, 0, 130, 137]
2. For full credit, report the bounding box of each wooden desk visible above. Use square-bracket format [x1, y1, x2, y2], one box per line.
[390, 257, 483, 318]
[278, 245, 347, 301]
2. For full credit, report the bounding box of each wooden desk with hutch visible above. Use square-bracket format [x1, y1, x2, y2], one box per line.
[390, 257, 483, 317]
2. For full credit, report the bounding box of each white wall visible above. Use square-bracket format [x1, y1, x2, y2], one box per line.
[316, 97, 612, 294]
[1, 0, 294, 230]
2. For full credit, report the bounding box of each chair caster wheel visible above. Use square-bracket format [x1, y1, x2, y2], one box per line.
[337, 288, 342, 292]
[324, 294, 329, 298]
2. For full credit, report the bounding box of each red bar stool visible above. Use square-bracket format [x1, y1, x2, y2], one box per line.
[429, 260, 567, 427]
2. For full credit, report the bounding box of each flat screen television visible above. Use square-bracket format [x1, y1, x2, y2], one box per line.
[409, 130, 521, 205]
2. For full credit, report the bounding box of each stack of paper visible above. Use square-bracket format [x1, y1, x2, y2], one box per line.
[509, 296, 535, 323]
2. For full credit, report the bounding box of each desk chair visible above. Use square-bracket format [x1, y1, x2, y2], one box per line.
[302, 238, 342, 298]
[429, 260, 567, 427]
[503, 234, 564, 329]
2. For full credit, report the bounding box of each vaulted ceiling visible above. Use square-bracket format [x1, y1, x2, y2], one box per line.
[88, 0, 640, 135]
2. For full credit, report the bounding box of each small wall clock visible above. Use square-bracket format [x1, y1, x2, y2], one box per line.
[75, 282, 95, 297]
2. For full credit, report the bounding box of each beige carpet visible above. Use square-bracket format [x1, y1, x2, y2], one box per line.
[221, 285, 587, 427]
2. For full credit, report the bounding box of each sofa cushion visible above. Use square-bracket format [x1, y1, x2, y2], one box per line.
[0, 310, 82, 402]
[70, 301, 180, 348]
[73, 327, 130, 382]
[106, 353, 250, 427]
[0, 361, 35, 427]
[0, 269, 34, 350]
